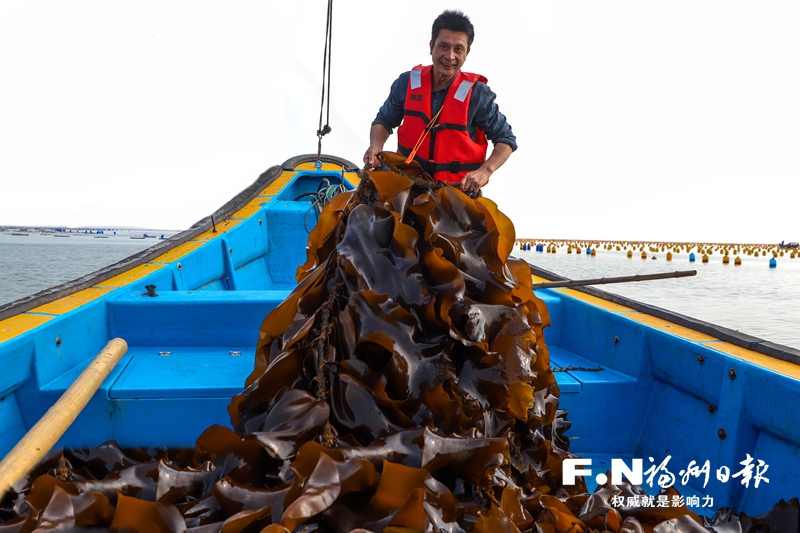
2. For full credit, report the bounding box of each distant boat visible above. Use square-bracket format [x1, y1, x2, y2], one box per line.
[11, 233, 29, 236]
[53, 235, 70, 238]
[130, 236, 145, 240]
[779, 240, 798, 249]
[93, 235, 109, 239]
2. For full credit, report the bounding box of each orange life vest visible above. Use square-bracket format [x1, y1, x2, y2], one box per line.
[397, 65, 488, 184]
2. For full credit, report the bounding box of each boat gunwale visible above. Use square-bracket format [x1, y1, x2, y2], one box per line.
[526, 261, 800, 366]
[0, 154, 359, 323]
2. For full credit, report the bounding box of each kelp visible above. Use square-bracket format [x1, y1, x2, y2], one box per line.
[0, 153, 792, 532]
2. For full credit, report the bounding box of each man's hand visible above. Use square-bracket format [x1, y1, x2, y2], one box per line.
[459, 142, 513, 193]
[363, 145, 383, 169]
[460, 168, 492, 193]
[364, 124, 391, 169]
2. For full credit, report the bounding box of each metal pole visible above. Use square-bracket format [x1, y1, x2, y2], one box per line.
[531, 270, 696, 290]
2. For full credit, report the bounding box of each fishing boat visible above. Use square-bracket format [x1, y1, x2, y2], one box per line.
[0, 154, 798, 527]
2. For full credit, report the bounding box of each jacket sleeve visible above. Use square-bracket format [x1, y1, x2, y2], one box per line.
[470, 82, 518, 151]
[371, 72, 410, 134]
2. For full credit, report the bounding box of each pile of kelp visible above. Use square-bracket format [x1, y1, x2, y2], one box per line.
[0, 153, 797, 532]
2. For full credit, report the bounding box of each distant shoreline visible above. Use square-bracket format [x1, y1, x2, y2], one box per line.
[0, 226, 180, 240]
[0, 225, 179, 233]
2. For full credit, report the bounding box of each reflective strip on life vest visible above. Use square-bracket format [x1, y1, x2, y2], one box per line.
[454, 80, 475, 102]
[410, 69, 422, 90]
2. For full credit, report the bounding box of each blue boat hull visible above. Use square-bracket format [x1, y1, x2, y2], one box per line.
[530, 266, 800, 516]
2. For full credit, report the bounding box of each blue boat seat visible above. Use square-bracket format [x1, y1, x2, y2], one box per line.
[107, 290, 293, 347]
[33, 344, 258, 450]
[114, 347, 255, 399]
[550, 345, 637, 394]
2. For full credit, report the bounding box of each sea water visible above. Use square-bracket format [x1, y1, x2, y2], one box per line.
[0, 232, 158, 305]
[514, 247, 800, 350]
[1, 233, 798, 350]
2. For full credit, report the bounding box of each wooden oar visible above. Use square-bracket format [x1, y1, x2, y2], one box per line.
[531, 270, 696, 290]
[0, 338, 128, 500]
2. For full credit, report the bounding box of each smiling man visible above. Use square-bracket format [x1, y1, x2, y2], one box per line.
[364, 10, 516, 193]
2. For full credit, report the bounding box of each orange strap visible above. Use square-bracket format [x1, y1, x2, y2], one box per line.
[403, 106, 444, 165]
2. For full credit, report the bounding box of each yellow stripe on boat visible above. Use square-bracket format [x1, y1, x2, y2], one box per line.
[231, 198, 270, 220]
[261, 173, 296, 197]
[193, 219, 241, 240]
[617, 312, 718, 342]
[28, 288, 114, 316]
[0, 314, 53, 343]
[93, 264, 165, 288]
[702, 340, 800, 380]
[294, 162, 342, 171]
[344, 172, 360, 187]
[150, 241, 206, 264]
[554, 288, 636, 313]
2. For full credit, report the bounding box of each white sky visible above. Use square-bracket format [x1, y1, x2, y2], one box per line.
[1, 1, 798, 244]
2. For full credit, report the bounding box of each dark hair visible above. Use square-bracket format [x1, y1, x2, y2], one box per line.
[431, 10, 474, 47]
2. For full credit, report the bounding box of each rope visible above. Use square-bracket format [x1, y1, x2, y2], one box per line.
[403, 106, 444, 165]
[316, 0, 334, 160]
[298, 178, 347, 233]
[313, 264, 345, 449]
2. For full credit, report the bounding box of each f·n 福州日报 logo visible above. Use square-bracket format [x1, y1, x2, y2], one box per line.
[562, 458, 643, 486]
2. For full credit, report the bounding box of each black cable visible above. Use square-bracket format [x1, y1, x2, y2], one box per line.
[316, 0, 333, 160]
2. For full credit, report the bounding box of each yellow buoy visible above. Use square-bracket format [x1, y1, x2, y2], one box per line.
[627, 250, 633, 258]
[702, 254, 709, 263]
[591, 248, 596, 256]
[734, 257, 742, 265]
[641, 251, 648, 259]
[722, 255, 729, 264]
[666, 252, 673, 261]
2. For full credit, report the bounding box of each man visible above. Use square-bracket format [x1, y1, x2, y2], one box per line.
[364, 10, 516, 193]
